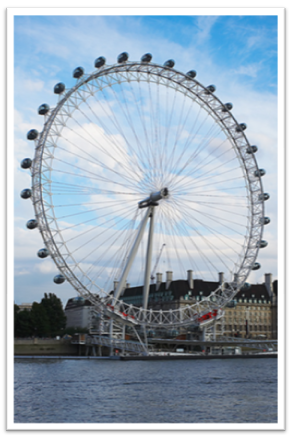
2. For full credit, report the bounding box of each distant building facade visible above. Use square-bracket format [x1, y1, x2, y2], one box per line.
[64, 272, 277, 339]
[18, 303, 33, 311]
[64, 297, 94, 329]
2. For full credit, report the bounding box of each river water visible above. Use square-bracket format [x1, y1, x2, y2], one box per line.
[14, 357, 277, 424]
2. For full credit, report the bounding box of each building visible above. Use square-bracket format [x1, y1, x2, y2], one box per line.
[18, 303, 33, 311]
[120, 271, 277, 339]
[64, 272, 277, 339]
[64, 296, 94, 329]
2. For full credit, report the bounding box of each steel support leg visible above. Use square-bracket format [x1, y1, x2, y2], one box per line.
[143, 207, 155, 310]
[113, 206, 152, 302]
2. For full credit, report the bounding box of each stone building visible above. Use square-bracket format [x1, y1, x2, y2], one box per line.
[64, 296, 94, 329]
[119, 271, 278, 339]
[64, 272, 277, 339]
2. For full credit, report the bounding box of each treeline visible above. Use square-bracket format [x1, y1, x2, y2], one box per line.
[14, 293, 67, 338]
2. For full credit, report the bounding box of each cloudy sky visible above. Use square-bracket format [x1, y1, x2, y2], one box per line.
[11, 10, 282, 308]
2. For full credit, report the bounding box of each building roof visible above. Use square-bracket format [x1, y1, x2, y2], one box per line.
[65, 296, 93, 311]
[120, 278, 272, 302]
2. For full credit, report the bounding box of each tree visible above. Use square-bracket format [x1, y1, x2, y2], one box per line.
[14, 308, 33, 337]
[30, 302, 50, 337]
[40, 293, 66, 336]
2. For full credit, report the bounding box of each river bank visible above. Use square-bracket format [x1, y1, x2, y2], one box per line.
[14, 338, 78, 356]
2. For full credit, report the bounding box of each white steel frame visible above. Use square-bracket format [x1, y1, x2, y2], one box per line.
[29, 60, 266, 329]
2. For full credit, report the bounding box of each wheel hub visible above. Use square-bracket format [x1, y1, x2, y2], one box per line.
[138, 187, 169, 208]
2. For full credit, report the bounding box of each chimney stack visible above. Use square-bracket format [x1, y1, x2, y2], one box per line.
[156, 273, 162, 291]
[219, 272, 224, 284]
[265, 273, 273, 297]
[166, 271, 173, 290]
[113, 280, 119, 291]
[126, 282, 130, 289]
[187, 270, 193, 289]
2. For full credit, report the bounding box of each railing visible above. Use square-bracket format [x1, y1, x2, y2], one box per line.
[86, 335, 152, 355]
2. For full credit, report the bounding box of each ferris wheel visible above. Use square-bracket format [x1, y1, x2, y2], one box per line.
[20, 52, 270, 329]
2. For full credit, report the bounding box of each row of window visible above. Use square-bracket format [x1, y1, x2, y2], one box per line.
[221, 325, 270, 332]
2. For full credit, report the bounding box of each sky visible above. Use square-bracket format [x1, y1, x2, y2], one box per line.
[11, 11, 281, 308]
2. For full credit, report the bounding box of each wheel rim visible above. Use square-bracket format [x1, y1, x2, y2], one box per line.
[31, 60, 265, 327]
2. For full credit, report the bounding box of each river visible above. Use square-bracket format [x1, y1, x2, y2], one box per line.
[14, 357, 277, 424]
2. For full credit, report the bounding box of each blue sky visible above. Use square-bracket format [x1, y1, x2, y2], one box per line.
[12, 12, 281, 307]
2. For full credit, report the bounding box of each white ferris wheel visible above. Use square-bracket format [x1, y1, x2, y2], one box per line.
[20, 52, 270, 329]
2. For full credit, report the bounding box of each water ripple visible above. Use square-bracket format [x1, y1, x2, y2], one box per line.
[14, 358, 277, 423]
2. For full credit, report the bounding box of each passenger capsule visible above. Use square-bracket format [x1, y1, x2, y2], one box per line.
[20, 188, 32, 199]
[259, 193, 270, 201]
[54, 83, 65, 94]
[26, 219, 38, 229]
[254, 169, 266, 177]
[37, 248, 50, 258]
[257, 240, 268, 248]
[252, 262, 261, 271]
[54, 274, 65, 284]
[27, 129, 39, 140]
[260, 217, 271, 225]
[164, 59, 175, 68]
[246, 145, 258, 154]
[205, 85, 216, 94]
[241, 282, 251, 289]
[236, 123, 247, 132]
[117, 52, 129, 63]
[222, 103, 233, 112]
[141, 53, 152, 63]
[73, 67, 84, 79]
[38, 104, 50, 115]
[94, 56, 106, 68]
[186, 70, 197, 78]
[20, 158, 32, 169]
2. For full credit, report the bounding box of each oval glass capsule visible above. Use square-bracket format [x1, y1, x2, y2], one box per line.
[54, 274, 65, 284]
[246, 145, 258, 154]
[27, 129, 39, 140]
[54, 83, 65, 94]
[260, 217, 270, 225]
[205, 85, 216, 94]
[186, 70, 197, 79]
[164, 59, 175, 68]
[257, 240, 268, 248]
[73, 67, 84, 78]
[37, 248, 50, 258]
[222, 103, 233, 112]
[26, 219, 38, 230]
[141, 53, 152, 63]
[236, 123, 247, 132]
[117, 52, 129, 63]
[254, 169, 266, 177]
[21, 158, 32, 169]
[259, 193, 270, 201]
[20, 189, 32, 199]
[38, 104, 50, 115]
[94, 56, 106, 68]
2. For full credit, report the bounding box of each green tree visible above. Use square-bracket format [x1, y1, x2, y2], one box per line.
[40, 293, 66, 336]
[30, 302, 50, 337]
[14, 309, 33, 337]
[14, 304, 20, 337]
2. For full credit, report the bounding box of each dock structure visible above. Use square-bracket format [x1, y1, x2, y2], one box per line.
[71, 333, 277, 358]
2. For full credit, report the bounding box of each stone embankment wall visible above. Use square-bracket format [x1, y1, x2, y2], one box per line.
[14, 338, 78, 356]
